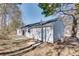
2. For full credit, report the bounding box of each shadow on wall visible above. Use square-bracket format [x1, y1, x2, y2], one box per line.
[53, 20, 64, 41]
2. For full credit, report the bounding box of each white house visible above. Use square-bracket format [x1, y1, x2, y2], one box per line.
[17, 18, 64, 43]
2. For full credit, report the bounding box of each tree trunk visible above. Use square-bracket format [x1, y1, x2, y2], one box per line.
[61, 10, 78, 38]
[71, 15, 77, 38]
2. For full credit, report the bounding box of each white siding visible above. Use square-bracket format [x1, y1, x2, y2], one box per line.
[25, 29, 33, 38]
[31, 28, 41, 41]
[30, 27, 53, 43]
[17, 29, 22, 36]
[45, 27, 53, 43]
[23, 27, 54, 43]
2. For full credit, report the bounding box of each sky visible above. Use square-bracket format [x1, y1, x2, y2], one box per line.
[19, 3, 74, 25]
[20, 3, 56, 25]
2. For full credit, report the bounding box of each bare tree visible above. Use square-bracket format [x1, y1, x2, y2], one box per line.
[0, 3, 23, 34]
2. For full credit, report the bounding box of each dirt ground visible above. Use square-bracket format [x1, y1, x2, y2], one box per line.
[0, 37, 34, 53]
[23, 42, 79, 56]
[0, 36, 79, 56]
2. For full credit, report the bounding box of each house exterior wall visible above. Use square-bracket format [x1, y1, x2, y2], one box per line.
[17, 29, 23, 36]
[45, 27, 53, 43]
[16, 20, 65, 43]
[16, 26, 54, 43]
[53, 20, 64, 42]
[31, 28, 42, 40]
[26, 27, 54, 43]
[25, 29, 33, 38]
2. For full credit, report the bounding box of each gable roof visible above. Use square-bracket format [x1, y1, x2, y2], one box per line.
[21, 18, 58, 29]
